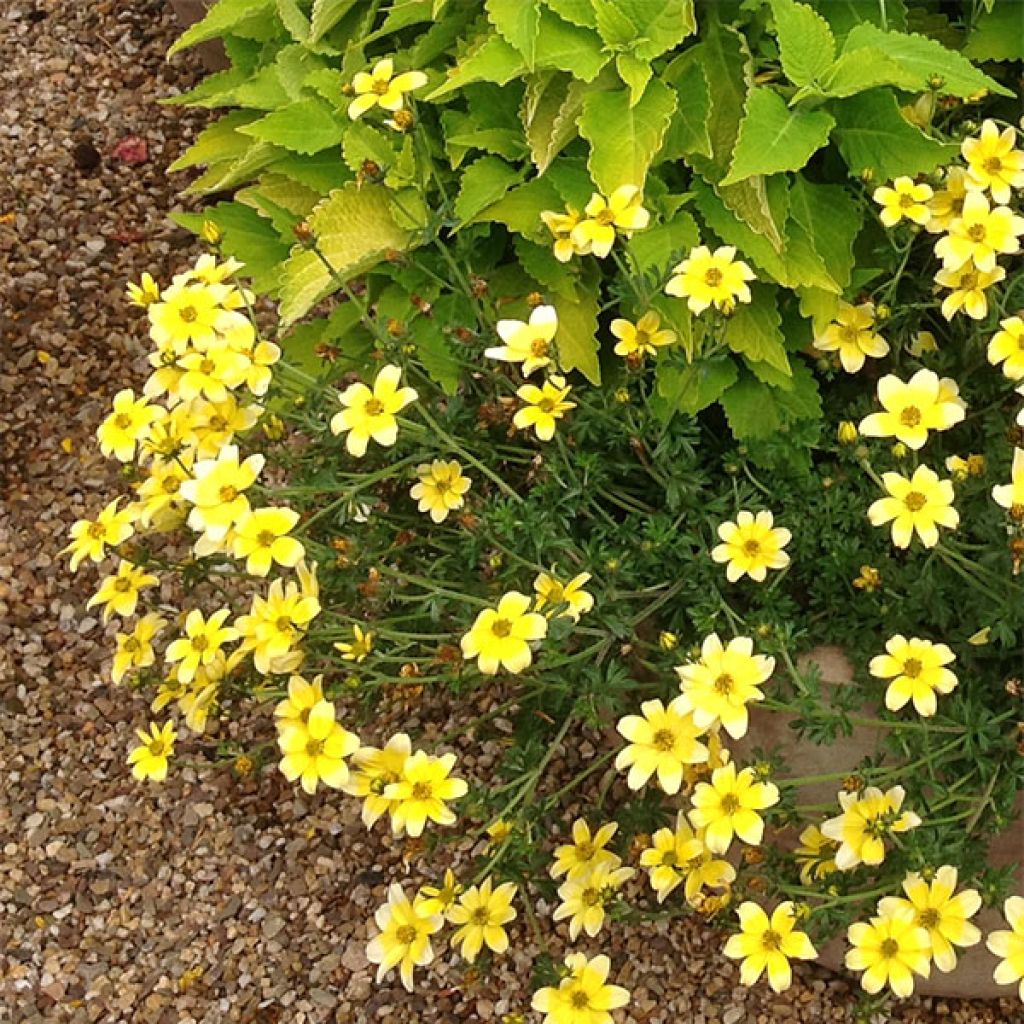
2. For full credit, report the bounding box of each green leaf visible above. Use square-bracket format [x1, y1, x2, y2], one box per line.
[546, 159, 596, 209]
[167, 110, 259, 172]
[410, 317, 463, 395]
[454, 156, 524, 225]
[532, 7, 609, 81]
[342, 121, 399, 174]
[819, 0, 907, 41]
[426, 32, 526, 100]
[485, 0, 544, 69]
[723, 286, 790, 375]
[722, 88, 835, 185]
[578, 79, 677, 193]
[185, 142, 282, 196]
[239, 97, 347, 155]
[786, 177, 862, 292]
[842, 22, 1013, 97]
[683, 359, 739, 415]
[721, 373, 783, 439]
[542, 0, 598, 28]
[521, 73, 585, 173]
[279, 184, 413, 324]
[276, 0, 310, 43]
[555, 283, 601, 383]
[769, 0, 836, 87]
[515, 237, 580, 297]
[775, 359, 822, 422]
[660, 59, 712, 161]
[964, 5, 1024, 61]
[616, 53, 652, 107]
[168, 0, 275, 56]
[627, 210, 700, 274]
[816, 47, 921, 98]
[310, 0, 357, 43]
[236, 174, 321, 235]
[272, 150, 351, 192]
[594, 0, 695, 60]
[832, 89, 956, 179]
[477, 176, 565, 238]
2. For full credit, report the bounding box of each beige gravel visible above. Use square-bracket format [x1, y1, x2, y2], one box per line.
[0, 2, 1019, 1022]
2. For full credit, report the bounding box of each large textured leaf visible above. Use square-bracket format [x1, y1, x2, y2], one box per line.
[276, 0, 310, 43]
[816, 48, 920, 98]
[627, 210, 700, 273]
[722, 88, 834, 184]
[964, 4, 1024, 61]
[410, 316, 463, 395]
[279, 184, 413, 324]
[769, 0, 836, 87]
[454, 156, 524, 225]
[426, 32, 526, 100]
[167, 111, 259, 172]
[723, 287, 790, 375]
[476, 176, 565, 238]
[542, 0, 598, 28]
[819, 0, 907, 41]
[485, 0, 543, 68]
[531, 7, 609, 81]
[309, 0, 357, 42]
[660, 58, 712, 162]
[592, 0, 696, 60]
[786, 178, 861, 292]
[555, 282, 601, 384]
[578, 79, 676, 193]
[239, 97, 347, 155]
[521, 73, 586, 173]
[168, 0, 275, 55]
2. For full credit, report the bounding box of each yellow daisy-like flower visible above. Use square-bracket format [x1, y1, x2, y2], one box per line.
[688, 762, 780, 855]
[610, 310, 676, 359]
[532, 569, 594, 622]
[417, 868, 463, 918]
[273, 673, 325, 729]
[675, 633, 775, 740]
[925, 167, 970, 233]
[813, 300, 889, 373]
[821, 785, 922, 870]
[460, 590, 548, 675]
[409, 459, 471, 523]
[343, 732, 412, 829]
[553, 860, 635, 941]
[988, 316, 1024, 380]
[165, 608, 239, 685]
[126, 272, 160, 308]
[179, 444, 265, 541]
[448, 878, 517, 963]
[846, 905, 932, 998]
[877, 866, 981, 973]
[513, 374, 575, 441]
[858, 369, 966, 450]
[176, 347, 250, 403]
[148, 281, 235, 352]
[485, 304, 559, 377]
[711, 510, 791, 584]
[638, 811, 705, 904]
[276, 698, 360, 795]
[348, 58, 427, 120]
[962, 118, 1024, 204]
[87, 559, 159, 623]
[936, 261, 1005, 320]
[127, 721, 177, 782]
[63, 498, 136, 572]
[987, 896, 1024, 1001]
[570, 185, 650, 258]
[531, 953, 630, 1024]
[867, 465, 958, 549]
[96, 388, 162, 463]
[934, 190, 1024, 272]
[869, 635, 958, 717]
[333, 623, 374, 663]
[794, 825, 837, 885]
[540, 206, 583, 263]
[231, 507, 304, 577]
[873, 176, 934, 227]
[992, 447, 1024, 513]
[665, 244, 755, 314]
[383, 750, 468, 837]
[330, 363, 418, 458]
[235, 578, 320, 675]
[550, 819, 620, 880]
[365, 883, 443, 992]
[614, 697, 709, 795]
[111, 612, 166, 685]
[723, 901, 817, 994]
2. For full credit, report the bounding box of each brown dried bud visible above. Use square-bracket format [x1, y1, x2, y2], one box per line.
[390, 108, 415, 132]
[453, 326, 474, 342]
[292, 220, 313, 244]
[386, 317, 406, 338]
[842, 774, 863, 793]
[313, 342, 340, 363]
[410, 294, 432, 313]
[399, 662, 421, 678]
[1006, 678, 1022, 698]
[625, 351, 645, 372]
[471, 276, 489, 298]
[435, 644, 463, 666]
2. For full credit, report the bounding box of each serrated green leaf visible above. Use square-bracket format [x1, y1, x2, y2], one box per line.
[236, 174, 321, 235]
[555, 284, 601, 383]
[532, 7, 610, 81]
[720, 372, 783, 438]
[485, 0, 543, 69]
[167, 110, 259, 172]
[964, 5, 1024, 62]
[775, 359, 822, 422]
[723, 286, 790, 375]
[426, 32, 526, 100]
[521, 73, 586, 173]
[627, 210, 700, 274]
[454, 156, 524, 226]
[341, 121, 398, 174]
[616, 53, 652, 107]
[546, 159, 595, 209]
[168, 0, 276, 56]
[578, 79, 676, 193]
[787, 177, 861, 291]
[185, 142, 282, 196]
[819, 0, 907, 41]
[542, 0, 598, 28]
[722, 88, 834, 185]
[310, 0, 357, 43]
[480, 176, 566, 238]
[276, 0, 310, 43]
[272, 150, 351, 192]
[593, 0, 695, 59]
[660, 58, 712, 161]
[515, 237, 580, 297]
[410, 317, 463, 395]
[815, 47, 921, 98]
[797, 287, 841, 333]
[239, 97, 347, 155]
[769, 0, 836, 87]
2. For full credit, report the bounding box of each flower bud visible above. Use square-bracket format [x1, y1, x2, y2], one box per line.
[200, 219, 221, 245]
[837, 421, 858, 444]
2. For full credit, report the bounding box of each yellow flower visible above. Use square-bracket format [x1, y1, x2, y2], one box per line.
[813, 301, 889, 373]
[127, 272, 160, 308]
[485, 304, 559, 376]
[639, 811, 704, 903]
[237, 578, 320, 674]
[344, 732, 412, 829]
[165, 608, 239, 685]
[276, 698, 359, 794]
[540, 206, 583, 262]
[993, 448, 1024, 513]
[936, 260, 1005, 320]
[962, 118, 1024, 204]
[675, 633, 775, 739]
[460, 591, 548, 675]
[908, 330, 939, 356]
[665, 244, 755, 314]
[348, 58, 427, 120]
[135, 455, 193, 529]
[926, 167, 970, 233]
[877, 866, 981, 973]
[846, 905, 932, 998]
[532, 953, 630, 1024]
[988, 316, 1024, 380]
[723, 901, 817, 993]
[873, 176, 934, 227]
[231, 507, 304, 577]
[986, 896, 1024, 1001]
[410, 459, 471, 523]
[857, 369, 965, 450]
[365, 883, 443, 992]
[610, 311, 676, 358]
[448, 878, 518, 962]
[533, 570, 594, 621]
[111, 612, 166, 685]
[148, 281, 238, 352]
[852, 564, 882, 592]
[333, 624, 374, 662]
[513, 375, 575, 441]
[554, 860, 634, 940]
[417, 868, 463, 918]
[87, 559, 159, 623]
[934, 190, 1024, 272]
[688, 762, 780, 855]
[615, 697, 708, 794]
[794, 825, 837, 885]
[821, 785, 921, 870]
[486, 819, 513, 847]
[176, 347, 250, 403]
[712, 509, 791, 583]
[96, 389, 162, 462]
[383, 750, 468, 837]
[550, 819, 620, 880]
[273, 673, 325, 728]
[570, 185, 649, 258]
[330, 363, 418, 457]
[63, 498, 136, 571]
[869, 635, 958, 717]
[127, 721, 177, 782]
[179, 444, 265, 541]
[868, 465, 958, 549]
[238, 338, 281, 397]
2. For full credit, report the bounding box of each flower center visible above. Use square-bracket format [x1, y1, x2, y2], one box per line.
[162, 477, 181, 493]
[570, 991, 590, 1010]
[899, 406, 922, 427]
[984, 156, 1003, 174]
[899, 193, 917, 208]
[220, 484, 239, 502]
[839, 324, 860, 345]
[434, 478, 450, 495]
[364, 397, 385, 416]
[880, 938, 900, 958]
[704, 267, 723, 287]
[742, 539, 762, 556]
[395, 924, 418, 944]
[959, 272, 978, 290]
[209, 415, 227, 430]
[114, 413, 133, 429]
[179, 305, 198, 323]
[199, 358, 216, 374]
[761, 929, 783, 951]
[720, 793, 741, 814]
[147, 740, 166, 756]
[305, 738, 324, 757]
[714, 673, 734, 695]
[581, 887, 601, 907]
[576, 841, 595, 860]
[372, 79, 391, 95]
[491, 618, 513, 638]
[595, 208, 615, 226]
[114, 577, 133, 593]
[123, 637, 140, 652]
[538, 397, 556, 413]
[660, 851, 677, 867]
[530, 338, 550, 358]
[652, 728, 676, 752]
[192, 636, 209, 652]
[88, 522, 107, 538]
[902, 658, 923, 679]
[919, 908, 941, 929]
[634, 329, 650, 348]
[412, 781, 433, 800]
[967, 223, 987, 242]
[257, 530, 277, 547]
[903, 491, 927, 512]
[470, 907, 490, 925]
[275, 616, 293, 633]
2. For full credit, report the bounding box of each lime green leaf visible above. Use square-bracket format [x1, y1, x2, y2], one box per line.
[769, 0, 836, 87]
[722, 88, 835, 185]
[721, 373, 782, 438]
[410, 317, 462, 395]
[833, 88, 956, 179]
[578, 79, 677, 193]
[276, 0, 310, 43]
[820, 0, 907, 41]
[775, 359, 822, 422]
[239, 97, 347, 155]
[236, 174, 321, 235]
[515, 237, 580, 298]
[723, 287, 790, 375]
[542, 0, 598, 28]
[454, 156, 524, 226]
[816, 47, 921, 98]
[185, 142, 282, 196]
[476, 176, 564, 238]
[546, 159, 595, 209]
[787, 177, 861, 291]
[533, 7, 609, 81]
[627, 210, 700, 274]
[555, 284, 601, 383]
[168, 0, 275, 56]
[660, 59, 712, 161]
[167, 111, 258, 172]
[426, 32, 526, 101]
[521, 73, 586, 173]
[593, 0, 695, 59]
[964, 5, 1024, 61]
[616, 53, 652, 107]
[681, 359, 739, 415]
[310, 0, 357, 43]
[797, 287, 841, 333]
[279, 184, 413, 324]
[485, 0, 543, 69]
[272, 150, 351, 192]
[342, 121, 399, 174]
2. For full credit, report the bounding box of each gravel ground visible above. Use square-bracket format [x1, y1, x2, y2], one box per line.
[0, 3, 1020, 1023]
